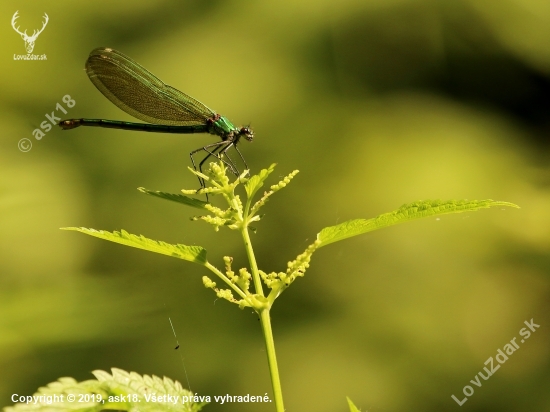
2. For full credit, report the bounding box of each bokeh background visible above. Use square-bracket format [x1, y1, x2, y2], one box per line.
[1, 0, 549, 411]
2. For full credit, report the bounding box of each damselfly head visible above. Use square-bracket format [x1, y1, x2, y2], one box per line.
[239, 126, 254, 142]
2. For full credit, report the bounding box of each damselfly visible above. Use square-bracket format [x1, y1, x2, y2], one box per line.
[59, 47, 253, 186]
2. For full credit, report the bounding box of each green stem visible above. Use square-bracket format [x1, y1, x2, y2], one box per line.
[240, 227, 284, 411]
[204, 262, 249, 301]
[259, 308, 285, 412]
[241, 227, 264, 297]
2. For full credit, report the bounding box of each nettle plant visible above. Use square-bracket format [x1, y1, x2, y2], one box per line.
[6, 163, 518, 412]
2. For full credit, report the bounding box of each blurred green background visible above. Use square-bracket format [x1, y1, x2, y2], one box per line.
[1, 0, 549, 411]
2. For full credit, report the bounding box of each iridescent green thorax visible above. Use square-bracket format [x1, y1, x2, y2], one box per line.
[211, 115, 237, 137]
[208, 114, 254, 142]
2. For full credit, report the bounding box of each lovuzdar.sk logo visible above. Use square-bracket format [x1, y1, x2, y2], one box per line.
[11, 11, 48, 61]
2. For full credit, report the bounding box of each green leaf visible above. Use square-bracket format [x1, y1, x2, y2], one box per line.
[346, 397, 361, 412]
[3, 368, 206, 412]
[244, 163, 277, 199]
[61, 227, 208, 265]
[138, 187, 208, 209]
[317, 199, 519, 247]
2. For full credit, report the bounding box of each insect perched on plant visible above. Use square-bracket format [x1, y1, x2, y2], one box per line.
[59, 47, 253, 187]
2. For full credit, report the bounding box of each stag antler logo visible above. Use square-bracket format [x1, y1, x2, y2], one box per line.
[11, 11, 49, 54]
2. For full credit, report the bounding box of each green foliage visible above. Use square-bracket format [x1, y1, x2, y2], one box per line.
[346, 397, 361, 412]
[60, 228, 208, 265]
[62, 163, 519, 311]
[317, 199, 519, 247]
[4, 368, 206, 412]
[138, 188, 208, 209]
[52, 161, 519, 412]
[244, 162, 277, 199]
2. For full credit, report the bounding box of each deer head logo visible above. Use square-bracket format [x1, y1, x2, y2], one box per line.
[11, 11, 49, 54]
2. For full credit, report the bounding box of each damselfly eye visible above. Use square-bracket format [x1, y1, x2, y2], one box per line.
[240, 127, 254, 141]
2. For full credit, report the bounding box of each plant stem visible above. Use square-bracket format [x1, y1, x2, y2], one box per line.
[240, 226, 284, 411]
[241, 227, 264, 297]
[204, 262, 248, 300]
[259, 308, 285, 412]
